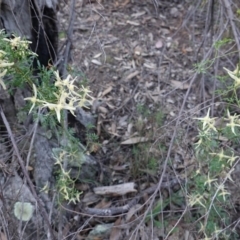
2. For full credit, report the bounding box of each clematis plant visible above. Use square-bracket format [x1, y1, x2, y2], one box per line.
[24, 71, 92, 123]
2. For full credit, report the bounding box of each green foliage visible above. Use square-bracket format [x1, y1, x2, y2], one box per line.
[136, 104, 150, 117]
[145, 192, 184, 229]
[193, 59, 214, 74]
[130, 105, 166, 178]
[214, 38, 233, 50]
[59, 31, 66, 39]
[53, 147, 82, 204]
[145, 199, 169, 223]
[86, 123, 98, 143]
[130, 142, 164, 178]
[0, 30, 91, 204]
[155, 109, 165, 127]
[86, 132, 99, 144]
[85, 123, 100, 153]
[237, 9, 240, 17]
[0, 32, 36, 91]
[147, 157, 159, 170]
[190, 66, 240, 238]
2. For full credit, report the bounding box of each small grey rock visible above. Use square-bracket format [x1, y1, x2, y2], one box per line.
[170, 7, 179, 18]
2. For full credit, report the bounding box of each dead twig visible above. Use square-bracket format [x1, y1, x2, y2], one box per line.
[222, 0, 240, 59]
[60, 0, 76, 77]
[82, 179, 180, 217]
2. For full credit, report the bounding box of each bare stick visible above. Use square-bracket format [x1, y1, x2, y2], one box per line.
[60, 0, 76, 77]
[76, 179, 179, 217]
[222, 0, 240, 58]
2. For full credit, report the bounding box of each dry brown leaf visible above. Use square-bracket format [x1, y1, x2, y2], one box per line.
[143, 62, 156, 69]
[182, 45, 193, 54]
[94, 198, 112, 209]
[93, 53, 102, 58]
[127, 122, 133, 134]
[122, 97, 131, 105]
[126, 204, 142, 222]
[131, 11, 146, 18]
[126, 20, 140, 26]
[106, 102, 115, 110]
[217, 136, 228, 141]
[124, 71, 139, 81]
[98, 106, 108, 114]
[121, 137, 149, 145]
[102, 86, 113, 96]
[75, 183, 89, 191]
[111, 122, 116, 134]
[155, 39, 163, 49]
[184, 230, 194, 240]
[166, 220, 184, 240]
[134, 46, 142, 55]
[84, 14, 101, 23]
[118, 115, 128, 127]
[110, 164, 129, 171]
[82, 192, 99, 205]
[91, 59, 102, 65]
[87, 224, 113, 240]
[89, 143, 100, 153]
[27, 166, 33, 171]
[115, 0, 130, 7]
[0, 232, 7, 240]
[121, 0, 130, 7]
[149, 95, 159, 103]
[166, 98, 174, 103]
[168, 232, 179, 240]
[170, 80, 189, 90]
[114, 57, 123, 61]
[109, 218, 122, 240]
[91, 99, 103, 113]
[97, 117, 102, 136]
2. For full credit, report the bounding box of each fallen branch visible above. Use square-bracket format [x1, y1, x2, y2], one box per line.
[82, 179, 180, 217]
[93, 182, 137, 196]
